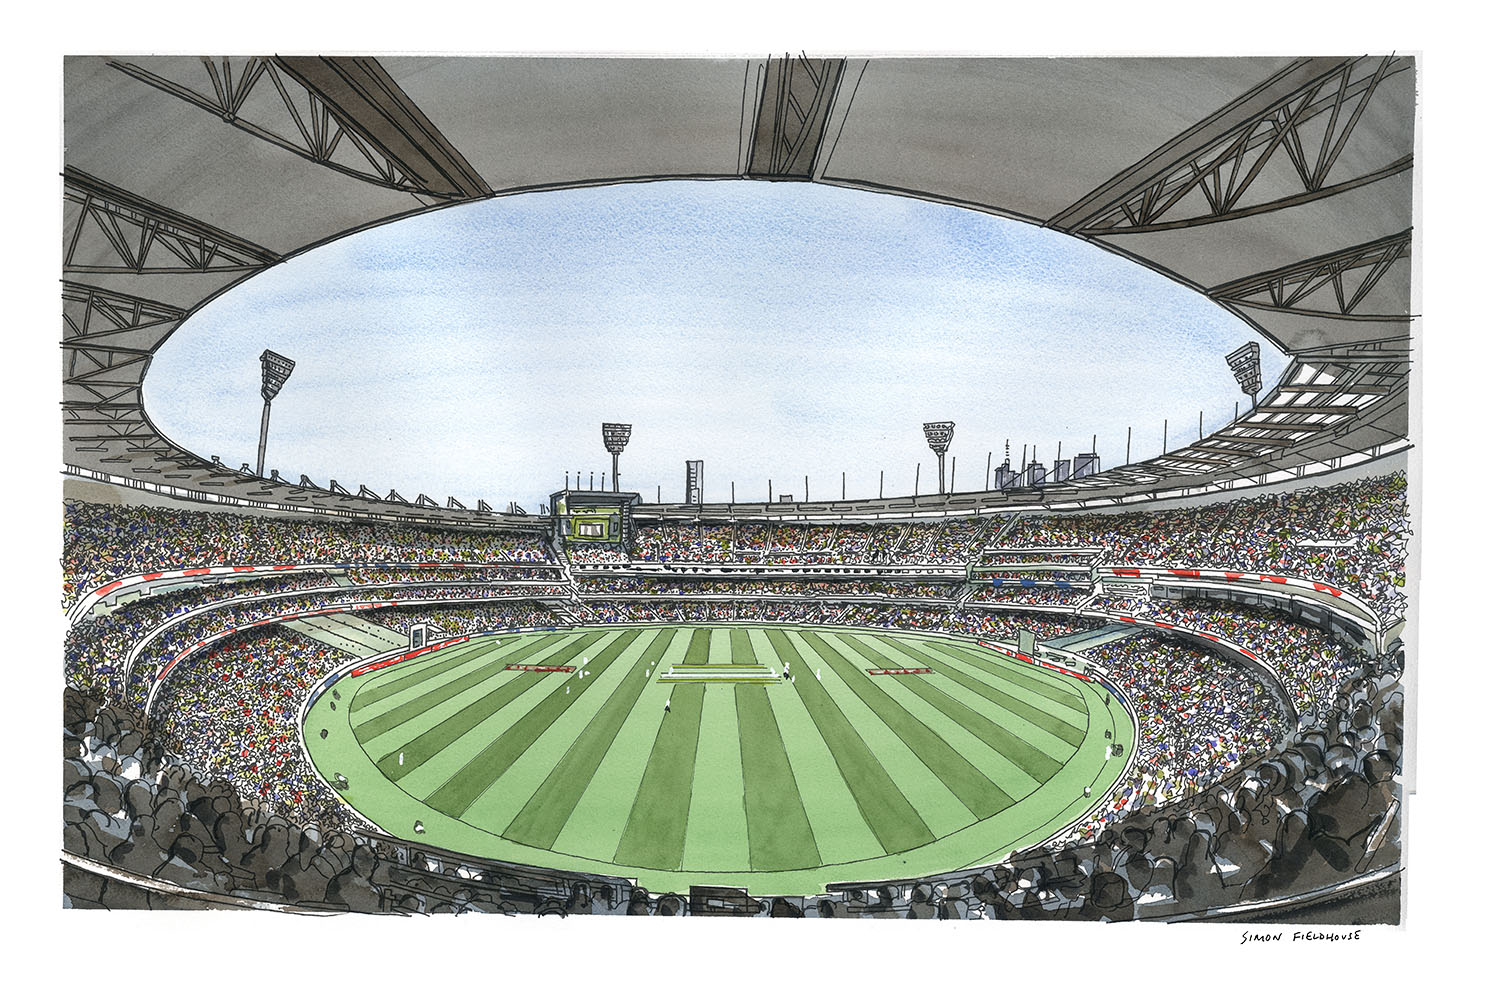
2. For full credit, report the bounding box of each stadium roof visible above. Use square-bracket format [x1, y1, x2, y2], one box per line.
[62, 55, 1413, 521]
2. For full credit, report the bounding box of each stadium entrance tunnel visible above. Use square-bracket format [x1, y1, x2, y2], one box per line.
[304, 623, 1134, 896]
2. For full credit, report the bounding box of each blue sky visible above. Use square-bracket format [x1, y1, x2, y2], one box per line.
[143, 179, 1287, 510]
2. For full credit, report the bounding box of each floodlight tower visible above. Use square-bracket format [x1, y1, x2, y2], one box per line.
[923, 421, 956, 495]
[255, 350, 295, 478]
[1226, 341, 1263, 412]
[602, 422, 632, 493]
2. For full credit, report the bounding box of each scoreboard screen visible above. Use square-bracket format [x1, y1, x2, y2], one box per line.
[551, 490, 639, 548]
[565, 506, 622, 543]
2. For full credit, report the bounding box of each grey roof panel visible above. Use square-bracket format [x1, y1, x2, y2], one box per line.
[822, 57, 1296, 222]
[382, 56, 750, 191]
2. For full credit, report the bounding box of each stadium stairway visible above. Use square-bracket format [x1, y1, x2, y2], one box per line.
[1045, 623, 1142, 653]
[987, 513, 1021, 547]
[541, 598, 582, 626]
[284, 612, 409, 658]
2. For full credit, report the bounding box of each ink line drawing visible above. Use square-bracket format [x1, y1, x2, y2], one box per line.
[61, 54, 1413, 921]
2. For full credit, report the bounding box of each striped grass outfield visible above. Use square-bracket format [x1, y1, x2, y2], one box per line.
[306, 623, 1133, 896]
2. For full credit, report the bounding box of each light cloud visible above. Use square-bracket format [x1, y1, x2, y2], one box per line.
[144, 180, 1289, 509]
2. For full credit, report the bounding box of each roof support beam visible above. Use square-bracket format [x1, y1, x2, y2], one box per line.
[1049, 57, 1353, 231]
[275, 57, 491, 199]
[110, 57, 489, 200]
[1154, 455, 1227, 469]
[1160, 447, 1252, 463]
[1203, 435, 1303, 449]
[1252, 405, 1361, 418]
[1279, 384, 1390, 396]
[1210, 228, 1412, 316]
[745, 55, 847, 179]
[63, 167, 281, 274]
[1227, 421, 1333, 433]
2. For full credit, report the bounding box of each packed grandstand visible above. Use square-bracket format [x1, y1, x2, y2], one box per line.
[62, 470, 1407, 917]
[58, 51, 1415, 920]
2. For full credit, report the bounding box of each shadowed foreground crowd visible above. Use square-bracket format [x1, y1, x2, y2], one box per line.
[63, 640, 1400, 916]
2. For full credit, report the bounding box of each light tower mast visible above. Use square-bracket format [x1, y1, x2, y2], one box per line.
[1226, 341, 1263, 405]
[256, 350, 295, 478]
[923, 421, 955, 495]
[602, 423, 632, 493]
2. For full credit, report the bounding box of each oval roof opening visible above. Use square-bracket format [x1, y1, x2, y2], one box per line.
[144, 179, 1287, 508]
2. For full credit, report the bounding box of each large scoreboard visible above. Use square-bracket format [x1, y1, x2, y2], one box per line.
[549, 489, 642, 548]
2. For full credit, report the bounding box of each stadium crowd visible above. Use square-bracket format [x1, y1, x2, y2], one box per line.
[573, 599, 1088, 640]
[363, 601, 555, 638]
[976, 651, 1398, 919]
[343, 566, 560, 584]
[575, 577, 959, 599]
[581, 601, 666, 623]
[59, 475, 1407, 918]
[63, 501, 553, 607]
[633, 524, 737, 562]
[981, 550, 1099, 566]
[1105, 597, 1359, 722]
[115, 585, 565, 707]
[154, 628, 351, 822]
[794, 643, 1401, 920]
[64, 683, 674, 914]
[62, 685, 418, 910]
[831, 604, 1089, 640]
[630, 519, 997, 565]
[581, 600, 844, 625]
[65, 572, 338, 697]
[983, 569, 1091, 583]
[969, 584, 1089, 606]
[1064, 631, 1288, 842]
[1001, 474, 1410, 623]
[565, 546, 633, 564]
